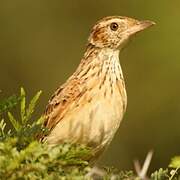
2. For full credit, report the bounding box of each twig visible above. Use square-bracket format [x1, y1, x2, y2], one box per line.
[134, 150, 154, 180]
[169, 167, 180, 180]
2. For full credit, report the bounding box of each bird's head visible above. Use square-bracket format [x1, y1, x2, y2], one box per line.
[88, 16, 155, 49]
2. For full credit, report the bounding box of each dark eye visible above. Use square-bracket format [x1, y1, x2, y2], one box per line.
[110, 22, 119, 31]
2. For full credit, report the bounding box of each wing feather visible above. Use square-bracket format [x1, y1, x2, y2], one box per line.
[44, 77, 85, 130]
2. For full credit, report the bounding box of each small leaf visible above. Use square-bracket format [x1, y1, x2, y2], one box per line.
[25, 90, 42, 123]
[36, 116, 45, 125]
[0, 95, 20, 114]
[8, 112, 21, 131]
[0, 119, 6, 137]
[151, 168, 168, 180]
[169, 156, 180, 168]
[20, 87, 26, 123]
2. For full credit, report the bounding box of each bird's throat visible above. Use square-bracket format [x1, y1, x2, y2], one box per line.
[75, 45, 124, 83]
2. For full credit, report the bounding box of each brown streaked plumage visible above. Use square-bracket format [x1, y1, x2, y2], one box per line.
[42, 16, 155, 162]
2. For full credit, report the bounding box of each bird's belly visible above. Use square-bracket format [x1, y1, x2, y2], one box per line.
[46, 90, 126, 153]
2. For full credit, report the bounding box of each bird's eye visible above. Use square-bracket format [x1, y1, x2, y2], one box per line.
[110, 22, 119, 31]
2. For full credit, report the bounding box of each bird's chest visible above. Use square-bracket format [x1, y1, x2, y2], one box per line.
[74, 51, 127, 148]
[84, 77, 127, 148]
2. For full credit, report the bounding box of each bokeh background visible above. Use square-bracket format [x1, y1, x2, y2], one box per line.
[1, 0, 180, 171]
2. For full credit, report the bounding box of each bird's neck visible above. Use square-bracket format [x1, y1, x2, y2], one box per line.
[84, 44, 121, 59]
[74, 44, 124, 82]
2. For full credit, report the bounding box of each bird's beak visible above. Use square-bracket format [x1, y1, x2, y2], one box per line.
[127, 20, 155, 36]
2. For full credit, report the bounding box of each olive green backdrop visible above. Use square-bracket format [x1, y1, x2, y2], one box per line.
[1, 0, 180, 171]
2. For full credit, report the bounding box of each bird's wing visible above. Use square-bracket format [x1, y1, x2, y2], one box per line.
[44, 77, 86, 130]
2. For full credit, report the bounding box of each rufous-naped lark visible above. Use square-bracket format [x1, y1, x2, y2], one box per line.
[42, 16, 155, 161]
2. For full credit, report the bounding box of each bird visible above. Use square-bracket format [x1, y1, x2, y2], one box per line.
[42, 16, 155, 162]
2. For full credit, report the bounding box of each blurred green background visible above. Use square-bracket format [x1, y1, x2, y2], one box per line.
[1, 0, 180, 171]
